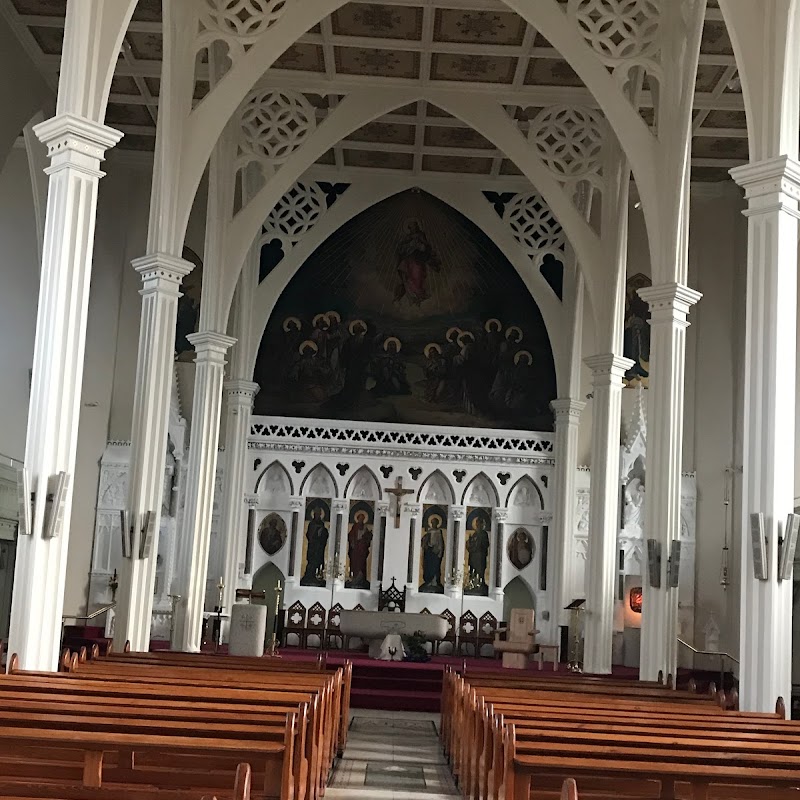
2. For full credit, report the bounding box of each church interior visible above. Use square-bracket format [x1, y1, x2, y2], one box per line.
[1, 0, 800, 798]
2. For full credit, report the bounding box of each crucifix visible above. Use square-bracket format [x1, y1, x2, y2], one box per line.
[385, 477, 414, 528]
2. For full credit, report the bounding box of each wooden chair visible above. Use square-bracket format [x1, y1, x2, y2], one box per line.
[378, 577, 406, 612]
[436, 609, 457, 655]
[457, 610, 478, 656]
[477, 611, 498, 657]
[493, 607, 536, 668]
[324, 603, 344, 650]
[305, 602, 326, 649]
[283, 600, 306, 648]
[344, 604, 366, 651]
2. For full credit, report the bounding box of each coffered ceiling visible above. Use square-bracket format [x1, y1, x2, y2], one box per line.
[1, 0, 746, 184]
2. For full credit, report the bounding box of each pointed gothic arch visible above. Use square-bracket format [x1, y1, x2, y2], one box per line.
[254, 459, 294, 495]
[461, 472, 500, 508]
[505, 475, 545, 510]
[417, 469, 456, 505]
[344, 466, 382, 500]
[299, 463, 338, 497]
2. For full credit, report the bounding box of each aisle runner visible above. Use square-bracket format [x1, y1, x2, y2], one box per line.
[328, 714, 459, 798]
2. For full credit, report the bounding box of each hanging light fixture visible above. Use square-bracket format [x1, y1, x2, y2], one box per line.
[720, 467, 732, 589]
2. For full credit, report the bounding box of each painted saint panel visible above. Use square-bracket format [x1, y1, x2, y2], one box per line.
[301, 497, 331, 586]
[464, 506, 492, 596]
[258, 512, 287, 556]
[623, 272, 651, 387]
[346, 500, 374, 589]
[254, 189, 556, 430]
[507, 527, 535, 570]
[419, 503, 448, 593]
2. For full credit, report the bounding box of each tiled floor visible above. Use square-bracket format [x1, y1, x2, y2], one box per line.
[327, 709, 460, 799]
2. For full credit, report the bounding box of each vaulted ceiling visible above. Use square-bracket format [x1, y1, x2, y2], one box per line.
[1, 0, 746, 183]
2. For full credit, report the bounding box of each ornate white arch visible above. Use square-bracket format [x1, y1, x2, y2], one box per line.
[461, 472, 501, 507]
[299, 463, 339, 497]
[246, 176, 568, 394]
[254, 459, 294, 495]
[344, 467, 382, 500]
[506, 475, 546, 510]
[417, 470, 456, 505]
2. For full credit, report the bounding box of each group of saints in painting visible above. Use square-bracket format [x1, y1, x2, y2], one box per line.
[277, 313, 538, 422]
[257, 497, 538, 597]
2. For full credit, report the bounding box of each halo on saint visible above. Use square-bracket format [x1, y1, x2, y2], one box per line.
[299, 339, 319, 355]
[458, 331, 475, 347]
[384, 336, 402, 352]
[312, 313, 328, 327]
[282, 316, 301, 332]
[505, 325, 523, 342]
[355, 511, 368, 523]
[445, 326, 462, 343]
[514, 349, 533, 366]
[349, 318, 366, 335]
[424, 343, 442, 358]
[404, 217, 422, 233]
[428, 514, 443, 528]
[326, 310, 341, 323]
[485, 318, 502, 333]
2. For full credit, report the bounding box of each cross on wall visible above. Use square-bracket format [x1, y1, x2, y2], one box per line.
[384, 477, 414, 529]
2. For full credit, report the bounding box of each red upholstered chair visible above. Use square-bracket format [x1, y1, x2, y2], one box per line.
[325, 602, 344, 650]
[305, 602, 326, 649]
[458, 610, 478, 656]
[477, 611, 498, 657]
[436, 609, 456, 655]
[283, 601, 306, 648]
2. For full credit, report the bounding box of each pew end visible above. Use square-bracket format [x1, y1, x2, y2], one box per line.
[561, 777, 578, 800]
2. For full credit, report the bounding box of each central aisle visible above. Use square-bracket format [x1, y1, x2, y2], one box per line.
[327, 710, 459, 799]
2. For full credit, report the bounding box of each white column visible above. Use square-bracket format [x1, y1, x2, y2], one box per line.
[113, 255, 195, 652]
[731, 158, 800, 713]
[582, 354, 632, 675]
[492, 507, 509, 601]
[405, 502, 423, 589]
[286, 496, 304, 587]
[447, 506, 466, 597]
[219, 380, 258, 614]
[549, 399, 587, 623]
[638, 284, 701, 682]
[8, 115, 121, 670]
[172, 331, 236, 652]
[331, 499, 349, 590]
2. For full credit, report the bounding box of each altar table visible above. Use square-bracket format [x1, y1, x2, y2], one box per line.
[339, 610, 449, 659]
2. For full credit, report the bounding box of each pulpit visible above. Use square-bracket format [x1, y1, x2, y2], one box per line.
[493, 608, 537, 669]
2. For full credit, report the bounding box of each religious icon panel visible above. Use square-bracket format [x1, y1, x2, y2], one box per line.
[346, 500, 374, 589]
[419, 504, 447, 594]
[464, 506, 492, 596]
[507, 527, 535, 570]
[258, 512, 288, 556]
[301, 497, 331, 587]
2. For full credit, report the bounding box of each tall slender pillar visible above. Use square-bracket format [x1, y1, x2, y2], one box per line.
[331, 500, 348, 590]
[492, 508, 508, 601]
[637, 284, 701, 682]
[730, 158, 800, 713]
[113, 254, 194, 651]
[218, 380, 258, 614]
[286, 496, 304, 587]
[549, 399, 587, 623]
[406, 503, 422, 588]
[582, 354, 632, 675]
[8, 116, 122, 670]
[172, 331, 236, 652]
[376, 501, 389, 583]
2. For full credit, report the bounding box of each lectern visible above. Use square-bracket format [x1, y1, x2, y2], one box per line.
[564, 598, 585, 673]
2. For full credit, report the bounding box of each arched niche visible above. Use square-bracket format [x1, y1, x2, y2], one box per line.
[251, 562, 286, 642]
[300, 464, 338, 498]
[502, 575, 536, 623]
[417, 469, 455, 505]
[506, 475, 545, 510]
[255, 460, 294, 496]
[252, 188, 557, 431]
[345, 466, 381, 500]
[461, 472, 499, 507]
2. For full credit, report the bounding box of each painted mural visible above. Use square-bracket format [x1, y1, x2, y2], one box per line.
[253, 190, 557, 430]
[624, 272, 651, 387]
[300, 497, 331, 587]
[346, 500, 374, 589]
[464, 506, 492, 596]
[419, 503, 447, 594]
[507, 527, 535, 570]
[258, 512, 287, 556]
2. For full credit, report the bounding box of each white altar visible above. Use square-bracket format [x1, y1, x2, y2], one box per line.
[339, 610, 449, 659]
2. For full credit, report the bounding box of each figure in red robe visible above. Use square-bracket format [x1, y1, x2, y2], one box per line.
[394, 219, 440, 306]
[346, 512, 373, 589]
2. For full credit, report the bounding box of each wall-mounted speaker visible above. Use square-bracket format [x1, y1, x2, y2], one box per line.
[779, 513, 800, 581]
[750, 512, 768, 581]
[139, 510, 156, 560]
[646, 539, 661, 588]
[43, 472, 69, 539]
[668, 540, 681, 588]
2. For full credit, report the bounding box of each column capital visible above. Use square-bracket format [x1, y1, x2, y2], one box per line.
[550, 398, 587, 420]
[493, 507, 509, 523]
[731, 156, 800, 201]
[376, 500, 390, 517]
[133, 253, 195, 292]
[245, 494, 260, 508]
[332, 499, 349, 515]
[224, 380, 260, 401]
[404, 502, 422, 518]
[289, 496, 305, 512]
[34, 113, 122, 160]
[638, 283, 702, 318]
[584, 353, 634, 380]
[450, 506, 466, 521]
[187, 331, 237, 362]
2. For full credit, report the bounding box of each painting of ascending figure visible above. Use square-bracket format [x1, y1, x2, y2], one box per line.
[254, 189, 556, 430]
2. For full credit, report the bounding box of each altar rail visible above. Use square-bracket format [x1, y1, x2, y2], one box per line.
[249, 417, 555, 463]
